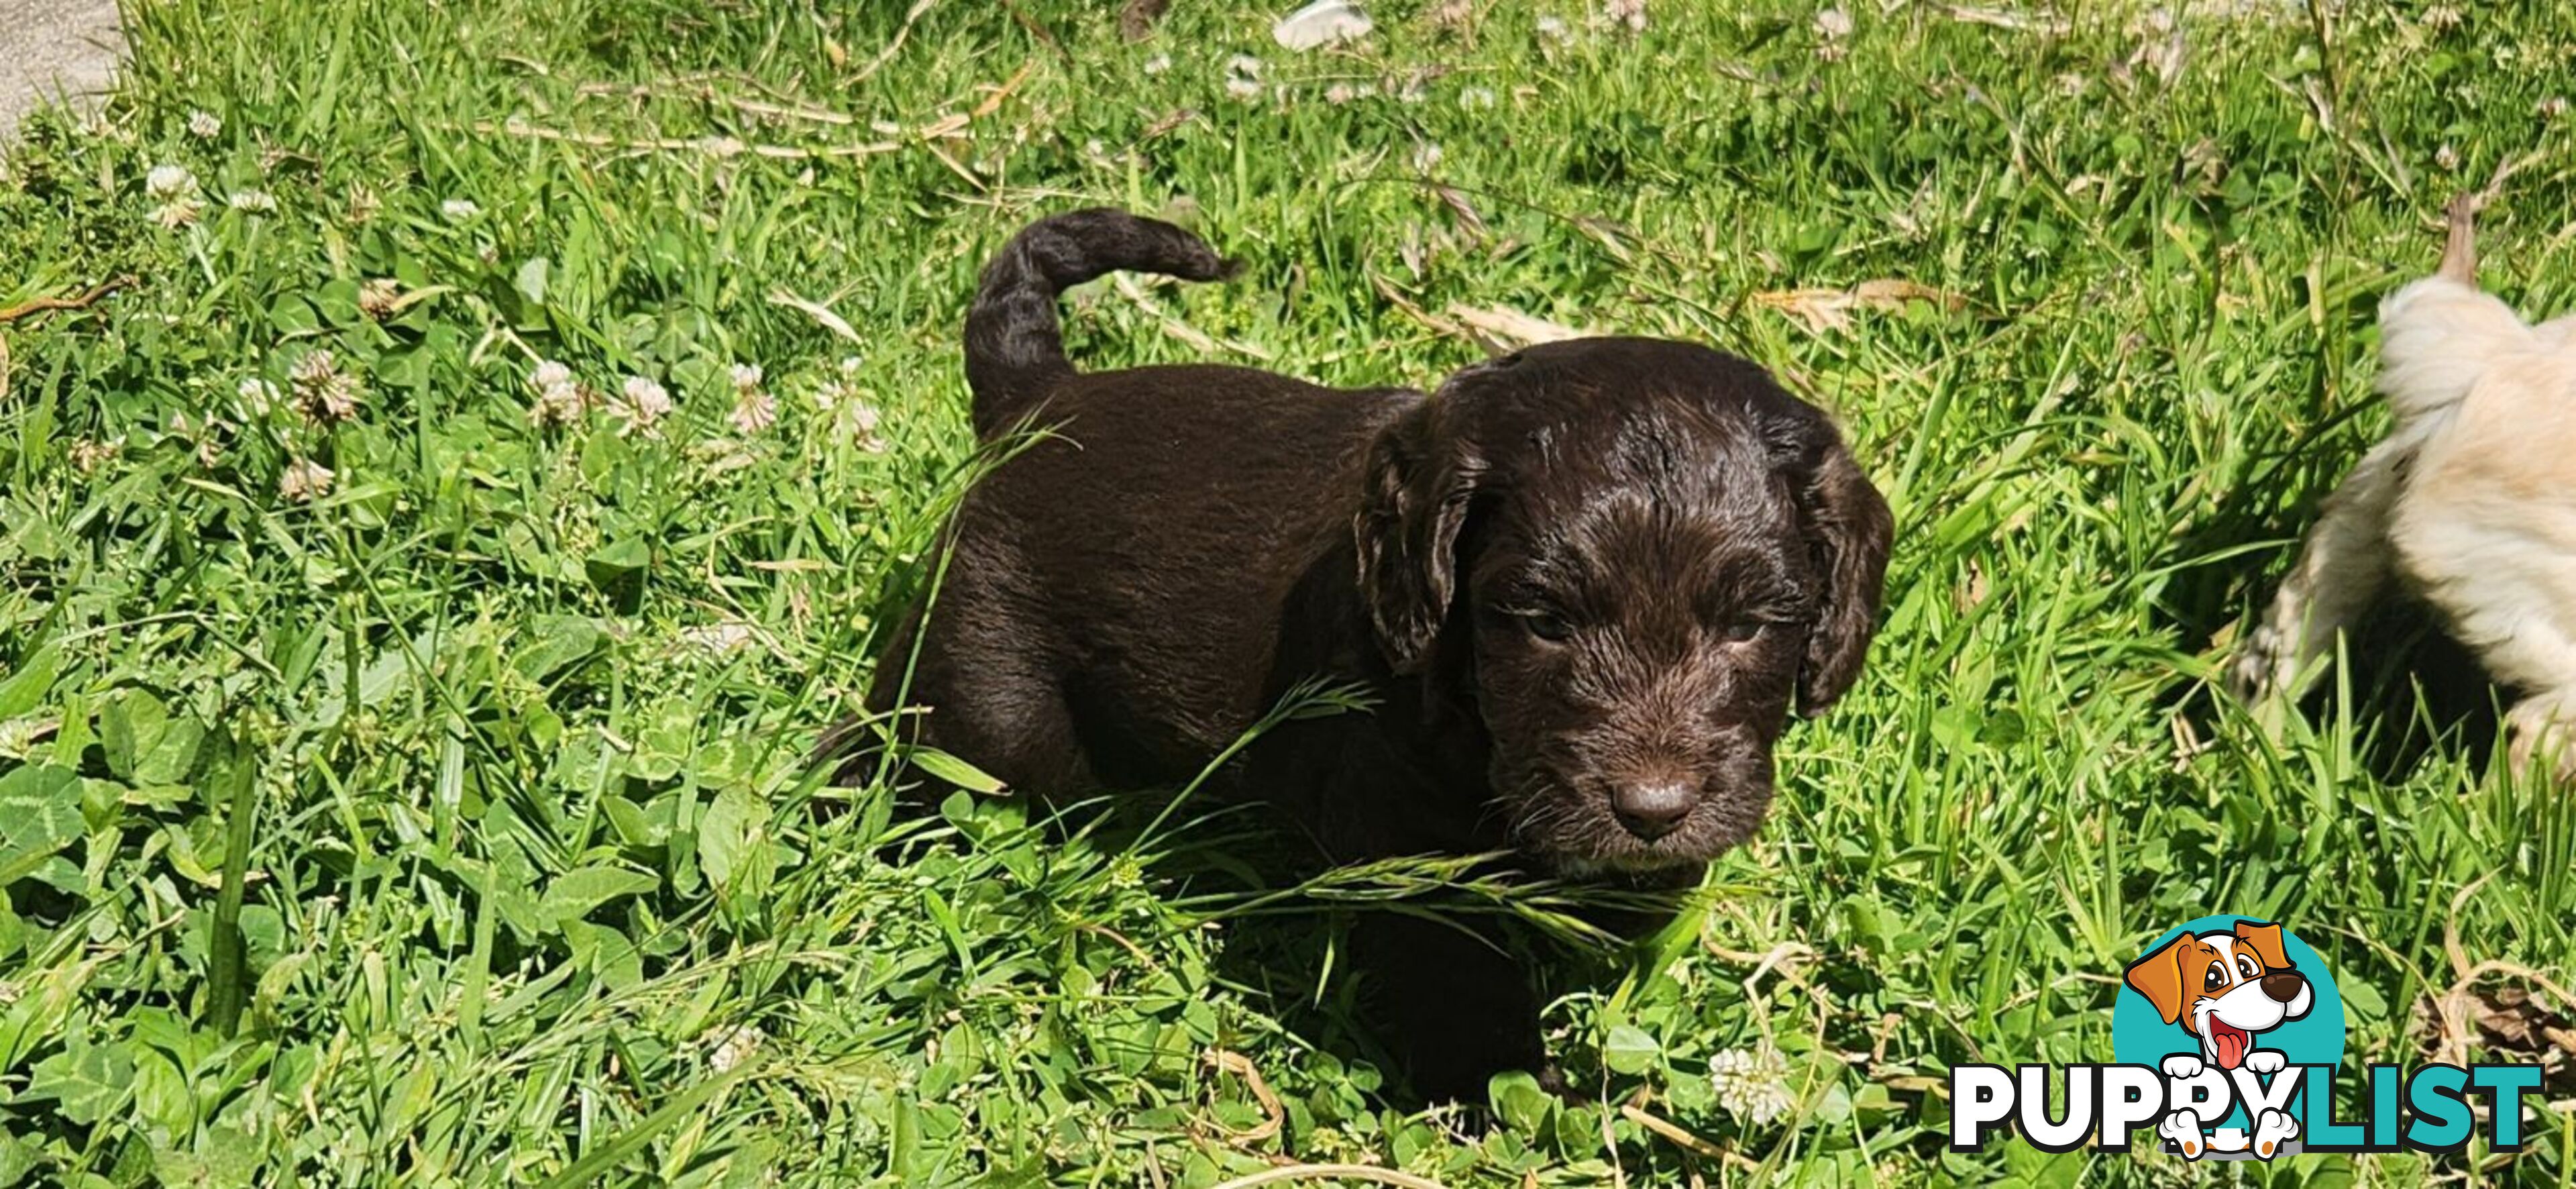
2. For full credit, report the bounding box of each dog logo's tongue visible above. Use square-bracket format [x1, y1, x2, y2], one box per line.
[2209, 1021, 2251, 1070]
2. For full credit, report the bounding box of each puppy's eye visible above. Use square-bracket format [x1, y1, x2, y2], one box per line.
[2204, 963, 2227, 991]
[2238, 956, 2260, 979]
[1719, 621, 1770, 644]
[1516, 610, 1573, 642]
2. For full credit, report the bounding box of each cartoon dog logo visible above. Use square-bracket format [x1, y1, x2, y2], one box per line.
[2123, 919, 2314, 1158]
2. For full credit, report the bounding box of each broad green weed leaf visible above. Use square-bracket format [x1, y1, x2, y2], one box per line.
[697, 787, 773, 899]
[513, 615, 606, 682]
[1488, 1070, 1553, 1134]
[25, 1038, 135, 1126]
[0, 765, 85, 884]
[539, 865, 659, 925]
[1602, 1024, 1660, 1075]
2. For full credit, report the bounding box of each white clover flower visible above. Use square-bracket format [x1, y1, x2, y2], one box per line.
[290, 349, 362, 423]
[186, 109, 221, 139]
[2542, 96, 2571, 120]
[67, 437, 123, 475]
[225, 189, 276, 212]
[1459, 87, 1498, 110]
[2422, 3, 2463, 28]
[703, 1023, 764, 1072]
[729, 363, 764, 391]
[729, 389, 778, 435]
[1326, 83, 1356, 105]
[358, 278, 401, 320]
[1227, 54, 1264, 79]
[614, 375, 674, 436]
[623, 375, 672, 416]
[531, 360, 574, 391]
[837, 355, 865, 376]
[1536, 15, 1572, 42]
[2436, 143, 2461, 170]
[152, 199, 205, 229]
[145, 164, 197, 198]
[278, 458, 335, 502]
[235, 376, 279, 416]
[1708, 1045, 1794, 1127]
[1226, 76, 1262, 100]
[441, 198, 482, 221]
[1412, 142, 1444, 171]
[1144, 54, 1172, 74]
[1604, 0, 1646, 33]
[843, 400, 886, 453]
[529, 370, 590, 429]
[1814, 6, 1852, 39]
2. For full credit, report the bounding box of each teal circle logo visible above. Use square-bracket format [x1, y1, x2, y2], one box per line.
[2113, 917, 2343, 1153]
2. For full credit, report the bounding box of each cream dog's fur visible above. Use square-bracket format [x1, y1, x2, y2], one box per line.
[2235, 195, 2576, 774]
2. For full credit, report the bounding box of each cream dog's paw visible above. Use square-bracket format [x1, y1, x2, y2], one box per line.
[2229, 620, 2290, 703]
[2158, 1110, 2208, 1159]
[2251, 1108, 2299, 1159]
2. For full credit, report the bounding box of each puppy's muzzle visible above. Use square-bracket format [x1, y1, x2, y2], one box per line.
[1609, 781, 1694, 841]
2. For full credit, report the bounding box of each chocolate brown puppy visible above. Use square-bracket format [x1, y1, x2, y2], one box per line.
[834, 209, 1892, 1099]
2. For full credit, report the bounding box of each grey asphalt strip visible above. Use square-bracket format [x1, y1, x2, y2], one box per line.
[0, 0, 124, 143]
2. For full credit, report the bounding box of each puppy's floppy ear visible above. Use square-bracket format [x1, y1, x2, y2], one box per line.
[2125, 934, 2194, 1025]
[2233, 921, 2292, 971]
[1356, 400, 1480, 675]
[1774, 414, 1893, 715]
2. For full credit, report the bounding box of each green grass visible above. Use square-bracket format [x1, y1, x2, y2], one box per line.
[3, 0, 2575, 1183]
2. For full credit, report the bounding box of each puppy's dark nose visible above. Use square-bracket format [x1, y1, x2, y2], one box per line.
[1611, 782, 1694, 840]
[2260, 972, 2305, 1002]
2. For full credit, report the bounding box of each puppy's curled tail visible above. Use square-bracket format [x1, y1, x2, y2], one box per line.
[963, 208, 1238, 438]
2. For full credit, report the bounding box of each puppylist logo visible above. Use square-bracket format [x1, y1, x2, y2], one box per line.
[1949, 916, 2546, 1160]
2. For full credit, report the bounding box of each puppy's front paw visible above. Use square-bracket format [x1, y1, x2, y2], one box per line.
[2251, 1108, 2299, 1159]
[2244, 1049, 2286, 1075]
[2160, 1054, 2204, 1080]
[2507, 697, 2576, 784]
[2229, 620, 2295, 705]
[2158, 1110, 2207, 1159]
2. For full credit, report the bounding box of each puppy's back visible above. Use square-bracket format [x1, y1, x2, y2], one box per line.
[949, 364, 1417, 778]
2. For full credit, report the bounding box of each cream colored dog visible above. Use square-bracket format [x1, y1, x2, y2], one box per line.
[2235, 195, 2576, 774]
